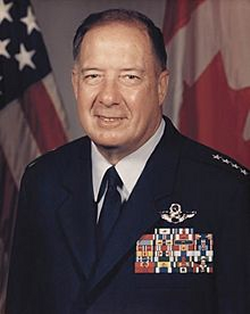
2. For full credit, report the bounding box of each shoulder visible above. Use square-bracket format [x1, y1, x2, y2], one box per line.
[163, 117, 249, 183]
[24, 136, 90, 179]
[181, 136, 249, 185]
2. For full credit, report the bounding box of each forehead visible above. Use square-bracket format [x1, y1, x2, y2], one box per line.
[78, 22, 155, 62]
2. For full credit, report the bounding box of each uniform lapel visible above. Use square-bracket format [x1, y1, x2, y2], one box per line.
[88, 118, 186, 291]
[56, 138, 97, 279]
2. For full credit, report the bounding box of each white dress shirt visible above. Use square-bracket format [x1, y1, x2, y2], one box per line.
[91, 119, 165, 221]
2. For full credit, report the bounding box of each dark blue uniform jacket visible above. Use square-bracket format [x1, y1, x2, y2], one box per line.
[7, 117, 250, 314]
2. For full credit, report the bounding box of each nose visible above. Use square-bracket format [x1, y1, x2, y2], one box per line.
[98, 78, 121, 107]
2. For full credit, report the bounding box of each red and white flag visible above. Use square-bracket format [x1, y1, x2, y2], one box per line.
[163, 0, 250, 168]
[0, 0, 68, 312]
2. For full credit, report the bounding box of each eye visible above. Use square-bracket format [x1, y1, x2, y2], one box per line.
[126, 74, 139, 80]
[124, 74, 140, 80]
[119, 74, 142, 86]
[82, 73, 103, 85]
[86, 74, 99, 79]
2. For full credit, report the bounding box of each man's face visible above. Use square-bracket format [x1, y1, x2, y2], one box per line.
[72, 22, 168, 162]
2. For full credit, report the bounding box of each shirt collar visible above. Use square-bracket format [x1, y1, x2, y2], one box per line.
[91, 118, 165, 202]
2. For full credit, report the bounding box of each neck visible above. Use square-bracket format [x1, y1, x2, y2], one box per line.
[95, 145, 132, 165]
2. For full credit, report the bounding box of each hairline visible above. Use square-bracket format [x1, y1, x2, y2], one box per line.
[73, 20, 163, 73]
[73, 10, 167, 72]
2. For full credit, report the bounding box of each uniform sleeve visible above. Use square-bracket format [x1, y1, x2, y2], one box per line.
[216, 179, 250, 314]
[6, 170, 37, 314]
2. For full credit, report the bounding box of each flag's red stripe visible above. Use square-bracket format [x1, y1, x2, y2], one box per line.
[163, 0, 206, 44]
[20, 81, 67, 154]
[180, 53, 250, 168]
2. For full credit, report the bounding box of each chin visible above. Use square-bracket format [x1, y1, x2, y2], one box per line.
[93, 133, 124, 146]
[94, 137, 126, 151]
[101, 144, 120, 150]
[95, 138, 121, 149]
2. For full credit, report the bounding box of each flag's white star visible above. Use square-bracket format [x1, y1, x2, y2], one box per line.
[0, 0, 13, 24]
[0, 38, 10, 58]
[15, 43, 36, 71]
[21, 6, 40, 35]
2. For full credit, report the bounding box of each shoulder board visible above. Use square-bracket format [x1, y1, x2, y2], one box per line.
[183, 137, 249, 179]
[26, 136, 88, 170]
[26, 149, 55, 169]
[211, 153, 248, 177]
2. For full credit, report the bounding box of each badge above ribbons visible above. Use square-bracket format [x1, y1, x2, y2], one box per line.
[160, 203, 197, 224]
[135, 228, 214, 274]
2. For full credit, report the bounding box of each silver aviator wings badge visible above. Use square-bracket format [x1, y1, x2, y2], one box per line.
[160, 203, 197, 224]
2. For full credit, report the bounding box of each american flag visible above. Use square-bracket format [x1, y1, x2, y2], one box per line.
[163, 0, 250, 169]
[0, 0, 68, 312]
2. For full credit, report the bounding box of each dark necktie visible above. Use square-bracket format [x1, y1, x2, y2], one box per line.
[96, 166, 123, 257]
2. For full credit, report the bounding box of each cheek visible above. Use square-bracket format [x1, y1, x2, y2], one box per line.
[77, 90, 95, 112]
[78, 83, 97, 100]
[128, 88, 159, 118]
[124, 88, 148, 113]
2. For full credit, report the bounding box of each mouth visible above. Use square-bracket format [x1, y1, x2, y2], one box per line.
[96, 115, 125, 123]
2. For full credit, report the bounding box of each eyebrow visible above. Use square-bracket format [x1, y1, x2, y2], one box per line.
[80, 67, 145, 75]
[80, 67, 145, 72]
[120, 69, 146, 76]
[80, 68, 102, 73]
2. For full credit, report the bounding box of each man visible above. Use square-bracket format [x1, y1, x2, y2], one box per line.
[6, 8, 250, 314]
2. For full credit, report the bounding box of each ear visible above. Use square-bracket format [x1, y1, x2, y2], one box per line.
[71, 67, 79, 100]
[157, 70, 169, 105]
